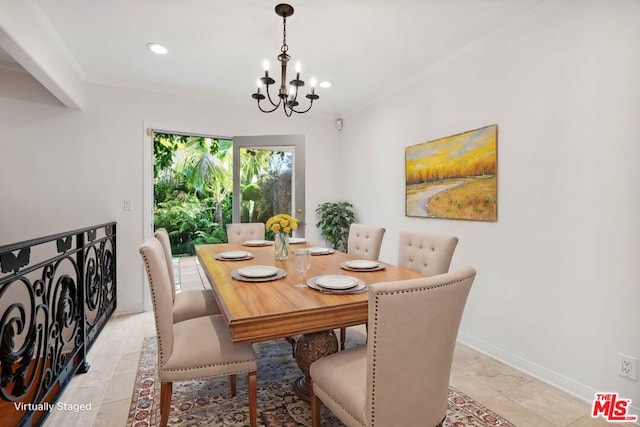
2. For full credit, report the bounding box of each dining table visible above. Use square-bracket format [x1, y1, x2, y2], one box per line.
[195, 240, 425, 401]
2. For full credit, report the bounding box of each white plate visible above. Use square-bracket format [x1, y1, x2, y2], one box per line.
[344, 260, 379, 269]
[289, 237, 307, 244]
[243, 239, 271, 246]
[316, 275, 358, 290]
[238, 265, 279, 278]
[307, 277, 366, 294]
[307, 247, 333, 255]
[219, 250, 251, 259]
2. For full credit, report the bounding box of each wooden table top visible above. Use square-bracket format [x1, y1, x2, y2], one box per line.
[195, 242, 425, 343]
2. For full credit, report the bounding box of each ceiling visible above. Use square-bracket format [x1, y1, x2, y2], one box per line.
[5, 0, 543, 115]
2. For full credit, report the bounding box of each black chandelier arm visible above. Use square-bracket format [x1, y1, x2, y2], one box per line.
[282, 102, 294, 117]
[287, 99, 316, 114]
[286, 90, 319, 114]
[264, 84, 283, 108]
[256, 99, 281, 114]
[252, 85, 283, 113]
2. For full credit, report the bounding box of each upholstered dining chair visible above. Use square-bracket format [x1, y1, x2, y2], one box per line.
[347, 223, 386, 260]
[398, 231, 459, 276]
[154, 228, 220, 323]
[226, 222, 266, 244]
[139, 238, 258, 427]
[340, 223, 386, 349]
[310, 267, 476, 427]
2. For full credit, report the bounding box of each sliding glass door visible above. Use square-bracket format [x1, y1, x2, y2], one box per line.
[232, 135, 306, 236]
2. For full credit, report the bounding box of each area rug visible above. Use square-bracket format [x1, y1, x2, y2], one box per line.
[127, 336, 515, 427]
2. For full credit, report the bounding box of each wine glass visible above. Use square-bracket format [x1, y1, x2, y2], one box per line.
[293, 249, 311, 288]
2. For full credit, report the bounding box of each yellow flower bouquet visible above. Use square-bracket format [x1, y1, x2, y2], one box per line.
[266, 213, 298, 235]
[266, 214, 298, 260]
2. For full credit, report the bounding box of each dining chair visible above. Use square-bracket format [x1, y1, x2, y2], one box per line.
[139, 238, 258, 427]
[340, 223, 386, 349]
[154, 228, 221, 323]
[398, 231, 459, 276]
[226, 222, 266, 244]
[347, 223, 386, 260]
[309, 267, 476, 427]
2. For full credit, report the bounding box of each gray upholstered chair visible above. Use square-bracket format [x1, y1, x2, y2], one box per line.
[154, 228, 220, 323]
[398, 231, 459, 276]
[340, 223, 386, 349]
[139, 238, 258, 427]
[347, 223, 386, 260]
[310, 267, 476, 427]
[226, 222, 266, 244]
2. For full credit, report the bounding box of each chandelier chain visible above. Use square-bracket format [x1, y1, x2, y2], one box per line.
[281, 16, 288, 54]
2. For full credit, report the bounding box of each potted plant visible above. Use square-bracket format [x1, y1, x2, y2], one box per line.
[315, 202, 355, 252]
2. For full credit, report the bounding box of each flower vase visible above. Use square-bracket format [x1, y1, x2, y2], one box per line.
[274, 232, 290, 260]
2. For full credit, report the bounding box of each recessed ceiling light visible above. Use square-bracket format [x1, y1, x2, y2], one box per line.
[146, 43, 168, 55]
[319, 81, 332, 89]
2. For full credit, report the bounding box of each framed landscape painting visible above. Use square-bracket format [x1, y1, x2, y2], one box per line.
[405, 124, 497, 221]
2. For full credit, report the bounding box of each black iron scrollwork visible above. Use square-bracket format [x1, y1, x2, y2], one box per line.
[84, 234, 116, 349]
[0, 222, 116, 427]
[0, 304, 36, 396]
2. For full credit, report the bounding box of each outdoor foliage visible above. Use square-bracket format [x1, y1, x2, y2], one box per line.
[153, 133, 292, 255]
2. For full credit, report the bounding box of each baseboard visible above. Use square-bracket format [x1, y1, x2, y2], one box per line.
[457, 332, 640, 424]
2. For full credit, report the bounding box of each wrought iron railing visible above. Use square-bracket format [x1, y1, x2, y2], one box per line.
[0, 223, 117, 426]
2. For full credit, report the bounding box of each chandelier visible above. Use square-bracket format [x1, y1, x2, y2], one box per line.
[251, 4, 319, 116]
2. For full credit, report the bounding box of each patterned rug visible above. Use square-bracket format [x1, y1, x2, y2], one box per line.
[127, 336, 515, 427]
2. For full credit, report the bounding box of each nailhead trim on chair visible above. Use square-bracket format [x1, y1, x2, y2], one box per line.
[161, 362, 255, 374]
[317, 388, 366, 427]
[140, 248, 168, 365]
[369, 273, 475, 426]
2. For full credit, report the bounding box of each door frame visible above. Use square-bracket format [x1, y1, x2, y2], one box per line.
[142, 124, 234, 311]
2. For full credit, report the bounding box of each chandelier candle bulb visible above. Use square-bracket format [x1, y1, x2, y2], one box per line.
[295, 61, 301, 80]
[310, 77, 317, 95]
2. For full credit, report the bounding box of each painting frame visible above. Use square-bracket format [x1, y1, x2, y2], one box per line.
[405, 124, 498, 222]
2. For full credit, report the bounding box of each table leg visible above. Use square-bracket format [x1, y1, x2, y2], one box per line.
[292, 330, 338, 402]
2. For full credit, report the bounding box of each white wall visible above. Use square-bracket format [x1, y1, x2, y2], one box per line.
[0, 73, 340, 314]
[338, 0, 640, 409]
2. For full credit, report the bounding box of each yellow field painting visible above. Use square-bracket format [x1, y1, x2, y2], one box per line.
[405, 124, 497, 221]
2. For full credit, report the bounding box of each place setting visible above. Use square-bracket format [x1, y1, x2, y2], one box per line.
[289, 237, 307, 244]
[306, 246, 334, 256]
[231, 265, 287, 282]
[241, 239, 273, 247]
[215, 250, 254, 261]
[339, 259, 386, 272]
[306, 274, 366, 294]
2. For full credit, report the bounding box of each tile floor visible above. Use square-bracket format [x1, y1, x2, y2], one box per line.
[43, 257, 623, 427]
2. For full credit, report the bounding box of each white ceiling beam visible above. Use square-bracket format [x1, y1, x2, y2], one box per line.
[0, 0, 85, 109]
